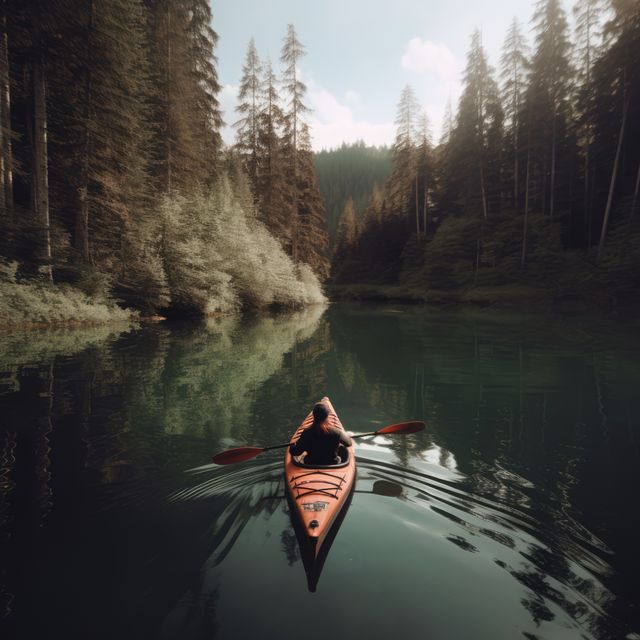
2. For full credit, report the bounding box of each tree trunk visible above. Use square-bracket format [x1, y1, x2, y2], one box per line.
[76, 0, 93, 263]
[521, 148, 530, 270]
[166, 4, 172, 192]
[32, 7, 53, 281]
[0, 10, 13, 210]
[549, 106, 557, 220]
[514, 125, 519, 207]
[415, 172, 419, 235]
[628, 162, 640, 228]
[480, 163, 488, 220]
[423, 181, 427, 239]
[597, 95, 629, 263]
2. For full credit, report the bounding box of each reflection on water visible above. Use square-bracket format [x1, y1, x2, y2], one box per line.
[1, 304, 639, 639]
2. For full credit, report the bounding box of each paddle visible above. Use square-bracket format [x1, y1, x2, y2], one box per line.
[211, 420, 425, 465]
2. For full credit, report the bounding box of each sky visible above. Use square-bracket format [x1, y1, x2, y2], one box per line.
[213, 0, 554, 151]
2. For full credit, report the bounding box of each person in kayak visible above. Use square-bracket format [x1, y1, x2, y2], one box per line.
[289, 401, 352, 465]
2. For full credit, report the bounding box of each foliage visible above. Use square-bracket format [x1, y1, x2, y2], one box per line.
[159, 175, 326, 316]
[0, 261, 132, 325]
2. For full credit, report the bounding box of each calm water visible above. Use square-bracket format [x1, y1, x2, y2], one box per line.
[1, 304, 639, 640]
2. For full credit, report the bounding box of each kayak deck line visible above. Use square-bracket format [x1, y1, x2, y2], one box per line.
[289, 470, 346, 500]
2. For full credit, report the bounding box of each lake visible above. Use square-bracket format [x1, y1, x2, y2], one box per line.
[1, 303, 639, 639]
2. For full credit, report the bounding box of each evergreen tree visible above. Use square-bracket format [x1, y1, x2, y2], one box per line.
[573, 0, 605, 246]
[500, 17, 528, 208]
[256, 57, 290, 243]
[387, 85, 420, 219]
[442, 30, 502, 221]
[146, 0, 221, 193]
[416, 111, 435, 236]
[593, 0, 640, 262]
[525, 0, 574, 222]
[280, 23, 309, 260]
[335, 197, 358, 255]
[296, 122, 330, 279]
[234, 38, 261, 185]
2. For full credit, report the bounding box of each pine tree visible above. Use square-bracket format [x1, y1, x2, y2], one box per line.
[335, 197, 358, 255]
[500, 18, 528, 208]
[526, 0, 574, 221]
[387, 85, 420, 220]
[147, 0, 221, 193]
[444, 30, 502, 220]
[235, 38, 261, 185]
[296, 122, 330, 279]
[280, 23, 309, 261]
[593, 0, 639, 262]
[256, 57, 290, 243]
[573, 0, 605, 246]
[416, 111, 434, 236]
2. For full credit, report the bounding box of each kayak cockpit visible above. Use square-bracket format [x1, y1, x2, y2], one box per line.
[291, 446, 351, 469]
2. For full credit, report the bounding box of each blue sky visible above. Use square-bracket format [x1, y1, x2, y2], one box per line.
[213, 0, 557, 150]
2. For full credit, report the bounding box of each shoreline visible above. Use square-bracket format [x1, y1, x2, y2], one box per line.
[328, 283, 637, 315]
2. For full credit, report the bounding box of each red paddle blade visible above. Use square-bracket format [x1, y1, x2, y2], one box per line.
[376, 421, 425, 435]
[212, 446, 265, 465]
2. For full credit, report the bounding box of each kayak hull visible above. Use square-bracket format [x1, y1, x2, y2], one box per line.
[284, 397, 356, 558]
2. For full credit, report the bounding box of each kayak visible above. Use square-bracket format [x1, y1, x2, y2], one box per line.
[284, 397, 356, 558]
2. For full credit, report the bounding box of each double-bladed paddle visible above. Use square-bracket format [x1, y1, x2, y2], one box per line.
[211, 420, 425, 465]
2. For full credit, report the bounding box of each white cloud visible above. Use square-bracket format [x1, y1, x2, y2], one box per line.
[401, 38, 457, 79]
[345, 90, 359, 104]
[308, 84, 394, 150]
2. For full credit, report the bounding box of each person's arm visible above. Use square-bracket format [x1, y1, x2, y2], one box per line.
[339, 429, 352, 447]
[289, 429, 308, 455]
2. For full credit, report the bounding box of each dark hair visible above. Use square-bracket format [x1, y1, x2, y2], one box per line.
[312, 402, 330, 433]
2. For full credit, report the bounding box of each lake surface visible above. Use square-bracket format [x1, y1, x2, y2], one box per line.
[1, 304, 639, 640]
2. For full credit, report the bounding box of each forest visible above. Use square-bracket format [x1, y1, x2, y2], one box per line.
[314, 142, 391, 239]
[1, 0, 639, 327]
[332, 0, 640, 310]
[0, 2, 326, 326]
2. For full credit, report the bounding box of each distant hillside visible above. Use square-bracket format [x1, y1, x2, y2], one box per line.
[314, 141, 392, 238]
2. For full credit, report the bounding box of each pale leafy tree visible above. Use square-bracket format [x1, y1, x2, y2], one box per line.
[500, 17, 528, 207]
[235, 38, 262, 185]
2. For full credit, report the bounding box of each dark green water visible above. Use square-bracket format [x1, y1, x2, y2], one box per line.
[1, 304, 639, 640]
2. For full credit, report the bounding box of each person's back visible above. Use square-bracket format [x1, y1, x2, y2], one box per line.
[289, 402, 352, 465]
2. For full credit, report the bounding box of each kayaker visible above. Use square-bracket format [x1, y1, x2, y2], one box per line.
[289, 401, 352, 465]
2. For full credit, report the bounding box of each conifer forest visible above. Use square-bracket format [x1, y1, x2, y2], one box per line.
[1, 0, 639, 326]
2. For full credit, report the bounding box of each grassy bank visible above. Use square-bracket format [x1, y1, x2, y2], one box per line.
[0, 279, 134, 329]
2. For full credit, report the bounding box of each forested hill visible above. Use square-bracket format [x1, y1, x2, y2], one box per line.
[314, 142, 391, 237]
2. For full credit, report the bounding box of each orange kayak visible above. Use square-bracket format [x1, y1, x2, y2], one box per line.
[284, 397, 356, 558]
